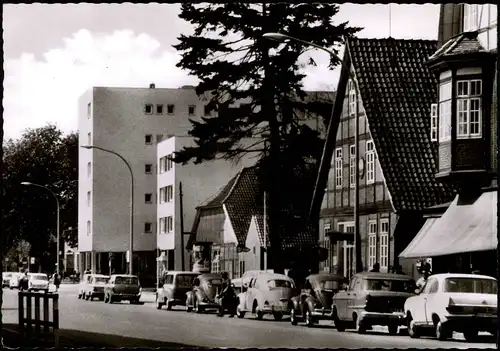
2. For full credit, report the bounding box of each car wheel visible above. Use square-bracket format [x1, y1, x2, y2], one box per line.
[355, 315, 367, 334]
[290, 308, 298, 326]
[407, 314, 420, 339]
[463, 329, 479, 341]
[236, 306, 245, 319]
[273, 312, 283, 321]
[185, 297, 192, 312]
[305, 308, 315, 327]
[388, 323, 398, 335]
[435, 320, 450, 341]
[332, 307, 345, 332]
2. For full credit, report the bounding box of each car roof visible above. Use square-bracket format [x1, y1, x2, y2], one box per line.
[91, 274, 110, 278]
[429, 273, 496, 281]
[307, 273, 346, 282]
[256, 273, 291, 280]
[355, 272, 413, 280]
[111, 274, 138, 278]
[166, 271, 199, 276]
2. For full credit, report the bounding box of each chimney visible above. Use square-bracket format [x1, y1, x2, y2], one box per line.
[149, 83, 156, 89]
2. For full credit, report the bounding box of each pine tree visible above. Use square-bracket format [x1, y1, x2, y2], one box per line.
[173, 3, 361, 272]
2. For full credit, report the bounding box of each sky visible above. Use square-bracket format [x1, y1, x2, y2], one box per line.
[3, 3, 440, 140]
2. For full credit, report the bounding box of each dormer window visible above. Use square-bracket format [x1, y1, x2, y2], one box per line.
[456, 79, 482, 139]
[348, 80, 356, 116]
[438, 76, 452, 142]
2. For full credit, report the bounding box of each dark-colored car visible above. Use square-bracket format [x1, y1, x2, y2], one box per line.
[290, 273, 346, 327]
[156, 271, 199, 310]
[104, 274, 142, 304]
[186, 273, 224, 313]
[332, 272, 416, 334]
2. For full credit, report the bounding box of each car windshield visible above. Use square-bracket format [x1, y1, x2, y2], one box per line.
[366, 279, 416, 292]
[268, 279, 294, 289]
[444, 278, 497, 294]
[94, 277, 108, 284]
[317, 280, 340, 290]
[115, 276, 138, 285]
[32, 275, 48, 281]
[176, 275, 196, 287]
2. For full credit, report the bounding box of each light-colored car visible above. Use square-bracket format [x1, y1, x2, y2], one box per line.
[81, 274, 109, 301]
[157, 271, 199, 310]
[77, 274, 92, 299]
[404, 273, 497, 341]
[331, 272, 416, 334]
[3, 272, 15, 288]
[9, 273, 22, 289]
[28, 273, 49, 292]
[232, 270, 274, 293]
[104, 274, 142, 304]
[236, 273, 297, 321]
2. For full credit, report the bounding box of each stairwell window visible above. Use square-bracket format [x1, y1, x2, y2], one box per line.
[349, 145, 356, 188]
[430, 103, 438, 141]
[348, 80, 356, 116]
[368, 221, 377, 269]
[167, 216, 173, 233]
[87, 191, 91, 207]
[335, 148, 343, 188]
[145, 104, 153, 114]
[86, 220, 91, 236]
[439, 81, 452, 141]
[366, 141, 375, 184]
[87, 162, 91, 178]
[159, 217, 166, 234]
[457, 79, 482, 139]
[379, 219, 389, 272]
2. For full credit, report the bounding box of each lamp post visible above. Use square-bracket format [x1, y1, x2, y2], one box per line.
[81, 145, 134, 275]
[21, 182, 60, 275]
[263, 32, 363, 276]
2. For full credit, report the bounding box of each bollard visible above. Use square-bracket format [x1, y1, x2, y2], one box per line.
[53, 294, 59, 348]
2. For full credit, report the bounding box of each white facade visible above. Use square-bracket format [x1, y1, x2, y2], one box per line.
[157, 136, 258, 271]
[78, 85, 212, 273]
[464, 4, 497, 51]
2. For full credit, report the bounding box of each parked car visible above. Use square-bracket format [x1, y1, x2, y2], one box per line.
[404, 273, 497, 341]
[331, 272, 416, 334]
[186, 273, 224, 313]
[28, 273, 49, 292]
[82, 274, 109, 301]
[232, 270, 274, 293]
[9, 273, 22, 289]
[3, 272, 15, 288]
[236, 272, 297, 321]
[290, 273, 346, 327]
[77, 273, 92, 299]
[104, 274, 142, 304]
[156, 271, 199, 310]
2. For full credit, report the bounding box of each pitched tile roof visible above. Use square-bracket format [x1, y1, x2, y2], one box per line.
[347, 37, 456, 211]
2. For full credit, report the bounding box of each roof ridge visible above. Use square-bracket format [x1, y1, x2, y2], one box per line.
[349, 36, 437, 43]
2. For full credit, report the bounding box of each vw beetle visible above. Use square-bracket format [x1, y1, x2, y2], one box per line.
[290, 273, 347, 327]
[185, 273, 225, 313]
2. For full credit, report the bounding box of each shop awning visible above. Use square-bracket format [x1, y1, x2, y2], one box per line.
[399, 191, 497, 258]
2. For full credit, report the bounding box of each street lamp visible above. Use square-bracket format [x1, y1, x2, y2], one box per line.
[81, 145, 134, 275]
[263, 32, 363, 276]
[21, 182, 60, 275]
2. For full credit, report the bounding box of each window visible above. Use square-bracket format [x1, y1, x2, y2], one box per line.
[87, 132, 91, 145]
[167, 104, 175, 114]
[145, 193, 153, 204]
[368, 221, 377, 269]
[87, 162, 91, 178]
[156, 104, 164, 114]
[159, 217, 166, 234]
[164, 274, 174, 285]
[456, 79, 482, 138]
[204, 105, 211, 116]
[145, 134, 153, 144]
[188, 105, 196, 116]
[335, 148, 342, 188]
[159, 185, 173, 204]
[167, 216, 173, 233]
[366, 140, 375, 184]
[439, 81, 452, 141]
[145, 164, 153, 174]
[156, 134, 163, 143]
[349, 145, 356, 188]
[86, 220, 91, 236]
[87, 191, 91, 207]
[348, 79, 356, 116]
[430, 103, 438, 141]
[463, 4, 479, 32]
[167, 155, 173, 171]
[428, 280, 439, 294]
[145, 104, 153, 114]
[379, 219, 389, 272]
[159, 157, 166, 173]
[144, 222, 153, 233]
[87, 102, 92, 119]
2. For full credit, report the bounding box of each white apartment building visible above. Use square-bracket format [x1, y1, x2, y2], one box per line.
[156, 136, 259, 272]
[78, 84, 212, 284]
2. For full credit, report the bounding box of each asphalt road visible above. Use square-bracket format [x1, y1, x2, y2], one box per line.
[2, 285, 497, 349]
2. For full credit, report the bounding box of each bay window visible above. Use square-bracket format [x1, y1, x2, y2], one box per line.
[456, 79, 482, 138]
[439, 81, 452, 141]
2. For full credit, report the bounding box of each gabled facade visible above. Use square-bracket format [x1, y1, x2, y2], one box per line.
[314, 37, 456, 279]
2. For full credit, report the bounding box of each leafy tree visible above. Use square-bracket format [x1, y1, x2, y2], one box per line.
[1, 125, 78, 273]
[173, 3, 361, 272]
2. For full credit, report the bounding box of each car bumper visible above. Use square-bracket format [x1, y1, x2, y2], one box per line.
[444, 315, 497, 331]
[359, 311, 406, 326]
[114, 293, 141, 299]
[311, 309, 333, 319]
[262, 304, 291, 314]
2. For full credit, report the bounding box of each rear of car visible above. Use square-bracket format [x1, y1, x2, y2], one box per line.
[86, 275, 109, 301]
[260, 277, 296, 316]
[3, 272, 13, 287]
[28, 274, 49, 292]
[105, 275, 141, 304]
